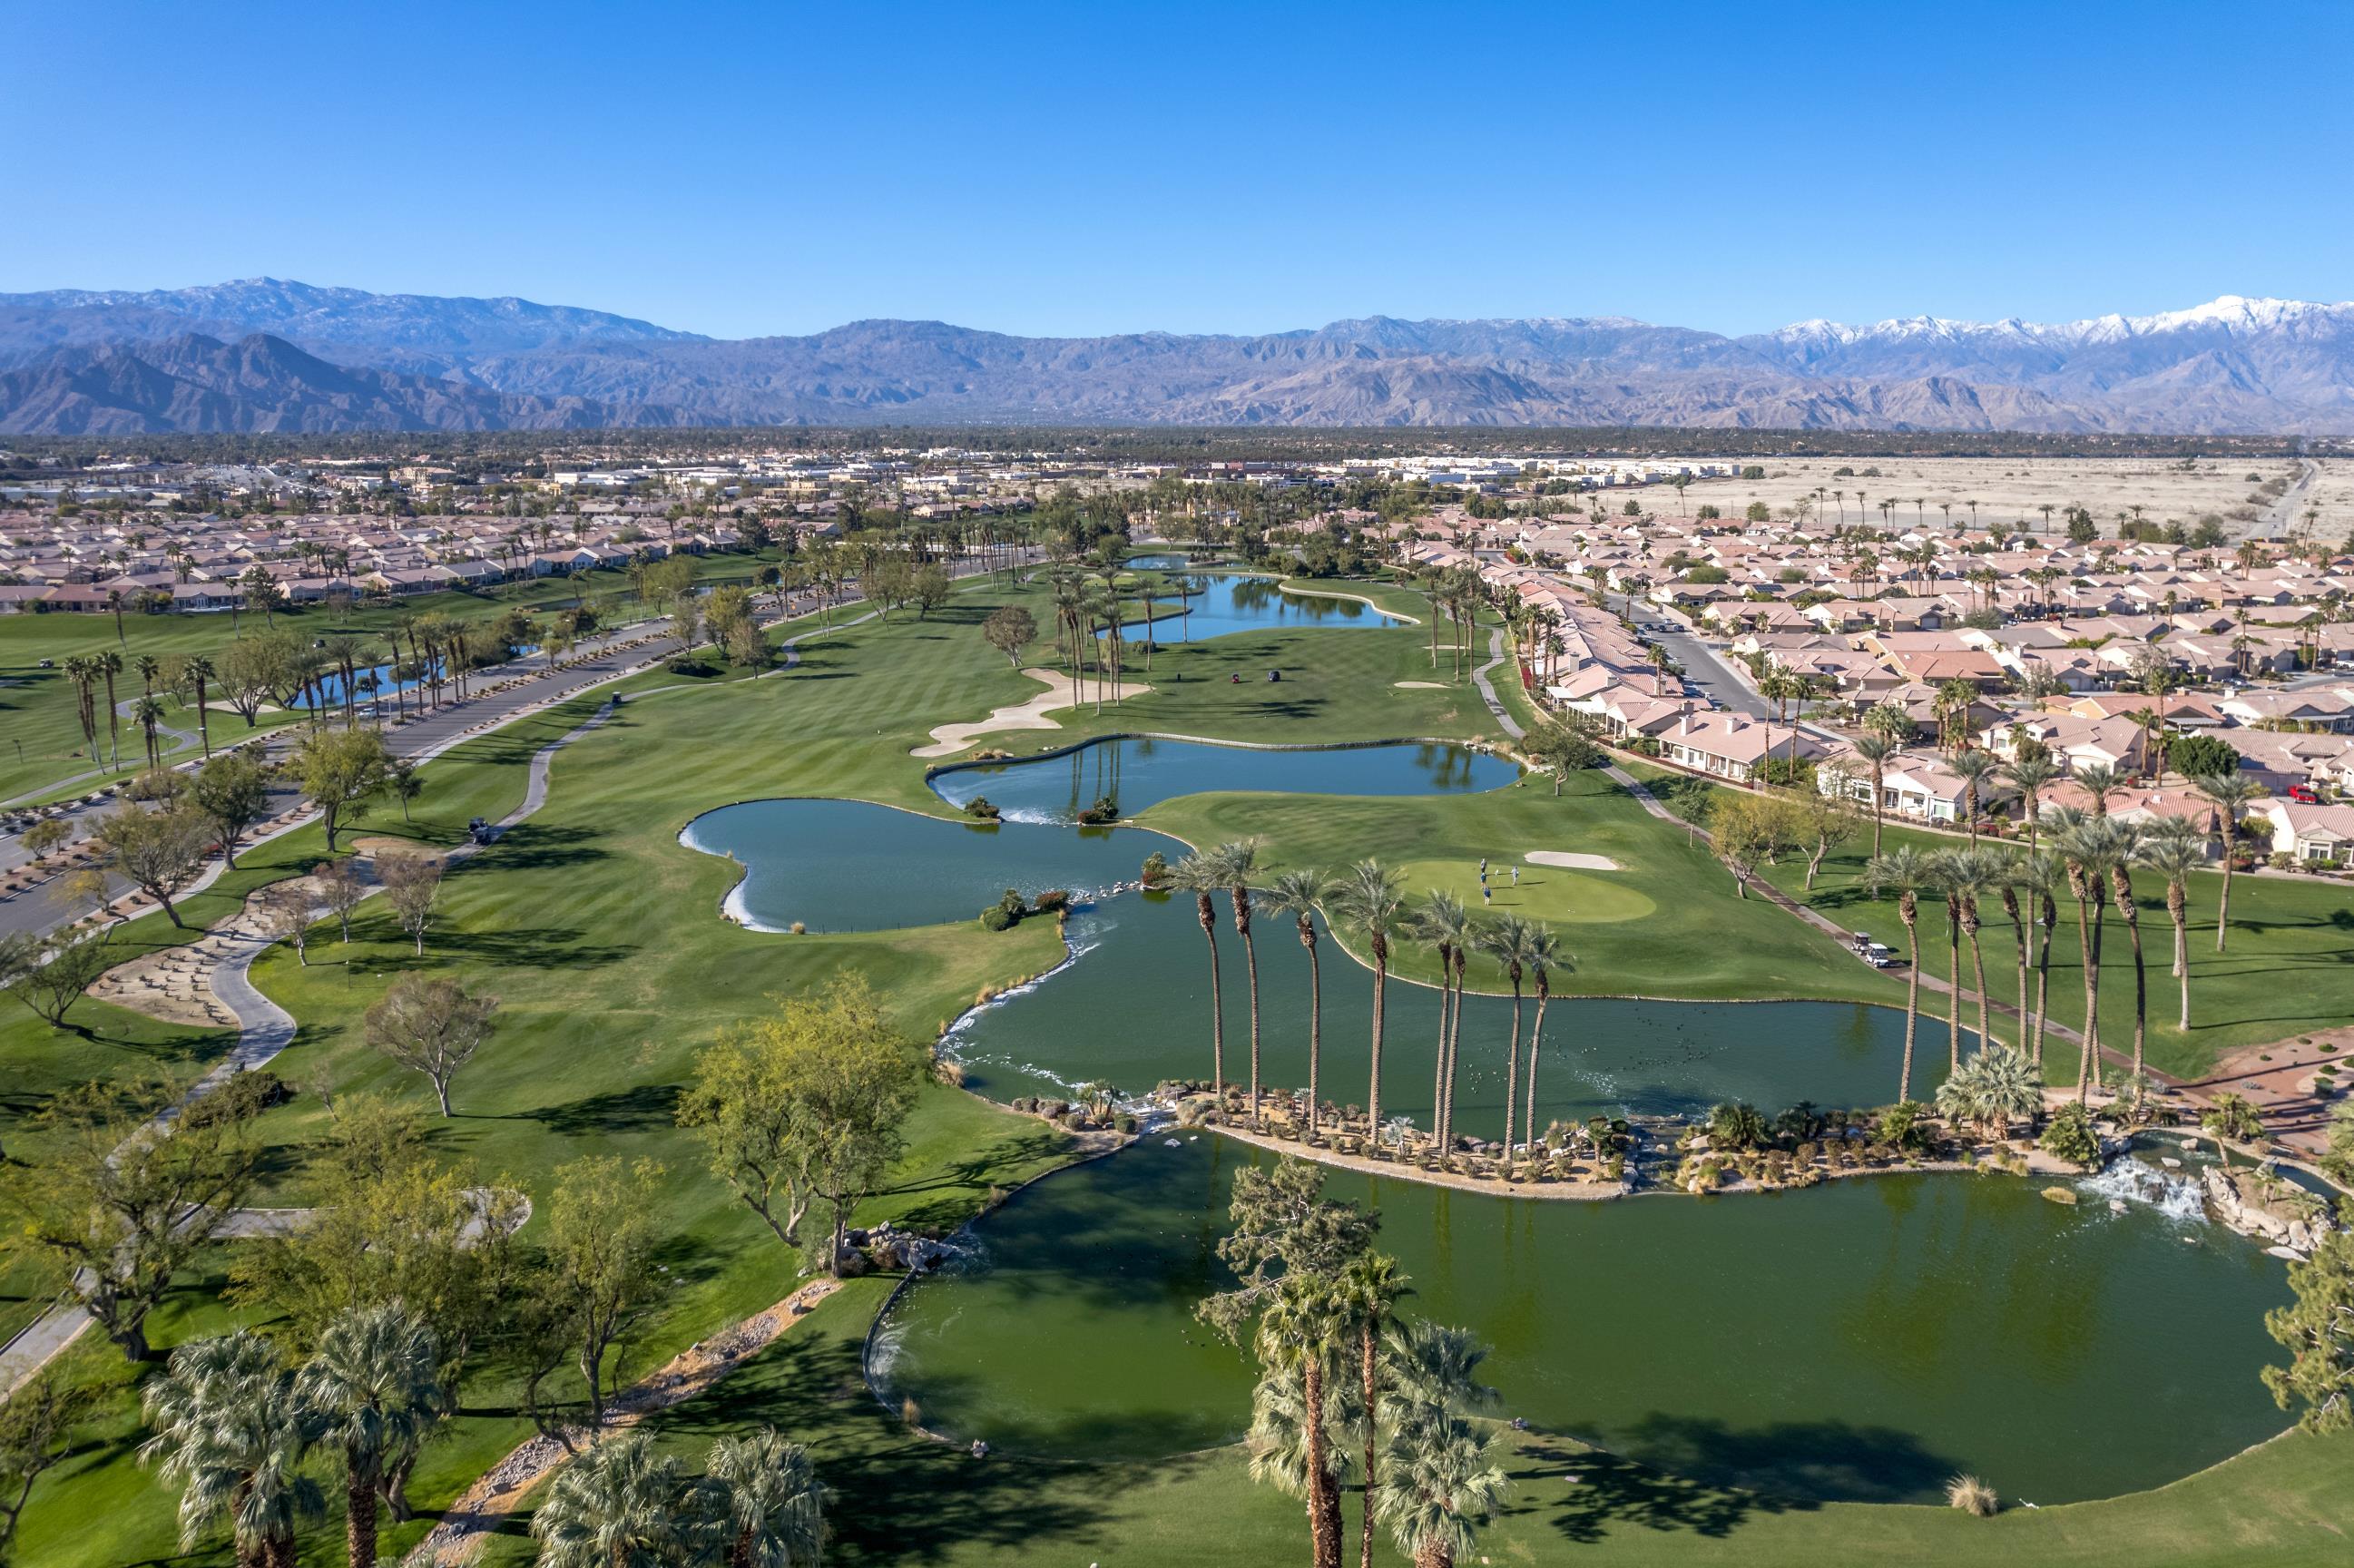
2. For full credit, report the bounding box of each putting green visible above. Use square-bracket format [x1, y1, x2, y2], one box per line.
[1392, 856, 1654, 924]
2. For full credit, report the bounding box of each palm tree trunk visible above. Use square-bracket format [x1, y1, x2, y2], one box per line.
[1947, 912, 1964, 1071]
[1967, 923, 1991, 1055]
[1430, 964, 1451, 1155]
[1196, 897, 1225, 1102]
[2076, 892, 2104, 1102]
[1503, 975, 1524, 1165]
[1239, 912, 1262, 1125]
[1303, 926, 1322, 1137]
[2171, 899, 2192, 1030]
[2117, 880, 2148, 1083]
[1898, 909, 1920, 1102]
[2034, 899, 2055, 1070]
[1367, 949, 1387, 1150]
[1304, 1356, 1341, 1568]
[1359, 1327, 1379, 1568]
[347, 1471, 379, 1568]
[2215, 835, 2237, 952]
[1524, 984, 1550, 1152]
[1442, 954, 1466, 1150]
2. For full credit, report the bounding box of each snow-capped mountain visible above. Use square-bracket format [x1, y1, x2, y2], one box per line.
[1, 285, 2349, 434]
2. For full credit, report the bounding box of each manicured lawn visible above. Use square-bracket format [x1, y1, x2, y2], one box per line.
[1623, 760, 2354, 1078]
[0, 550, 788, 802]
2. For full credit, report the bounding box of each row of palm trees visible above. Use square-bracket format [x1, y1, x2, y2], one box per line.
[1168, 844, 1572, 1161]
[138, 1300, 826, 1568]
[1863, 795, 2224, 1112]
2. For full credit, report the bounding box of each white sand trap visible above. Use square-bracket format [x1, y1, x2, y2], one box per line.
[1525, 850, 1621, 871]
[1395, 680, 1447, 689]
[912, 667, 1152, 759]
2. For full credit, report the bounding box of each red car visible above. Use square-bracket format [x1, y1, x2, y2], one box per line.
[2289, 783, 2322, 804]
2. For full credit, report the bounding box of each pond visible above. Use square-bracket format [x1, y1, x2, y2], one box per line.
[680, 799, 1181, 932]
[1114, 573, 1406, 645]
[930, 736, 1518, 824]
[871, 1136, 2292, 1505]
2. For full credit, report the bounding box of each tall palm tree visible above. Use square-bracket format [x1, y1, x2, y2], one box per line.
[1999, 751, 2061, 850]
[1172, 850, 1232, 1104]
[133, 694, 165, 771]
[185, 653, 216, 757]
[1948, 749, 2001, 848]
[1262, 868, 1332, 1138]
[1256, 1276, 1351, 1568]
[530, 1433, 693, 1568]
[1329, 860, 1407, 1149]
[1220, 838, 1266, 1125]
[1518, 925, 1566, 1152]
[704, 1428, 828, 1568]
[2074, 760, 2126, 817]
[2052, 813, 2120, 1102]
[1864, 848, 1931, 1102]
[140, 1331, 322, 1568]
[1924, 851, 1968, 1069]
[1411, 892, 1474, 1153]
[1946, 850, 2006, 1054]
[96, 648, 123, 769]
[1339, 1251, 1409, 1568]
[2191, 771, 2263, 952]
[1476, 915, 1537, 1167]
[2105, 818, 2152, 1088]
[295, 1303, 446, 1568]
[2011, 850, 2065, 1069]
[1851, 732, 1898, 856]
[2138, 829, 2203, 1033]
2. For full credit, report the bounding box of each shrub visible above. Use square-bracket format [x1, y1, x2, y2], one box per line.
[1033, 889, 1070, 914]
[1946, 1475, 1998, 1516]
[1874, 1101, 1930, 1152]
[788, 921, 807, 936]
[2039, 1102, 2102, 1169]
[1140, 850, 1170, 886]
[1075, 794, 1120, 826]
[978, 905, 1016, 932]
[963, 796, 1002, 821]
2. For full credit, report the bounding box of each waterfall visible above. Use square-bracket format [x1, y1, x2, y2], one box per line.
[2077, 1158, 2210, 1225]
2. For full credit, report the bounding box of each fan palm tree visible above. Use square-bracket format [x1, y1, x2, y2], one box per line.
[1518, 925, 1566, 1152]
[96, 648, 123, 769]
[2104, 818, 2153, 1086]
[1947, 749, 2000, 847]
[185, 653, 216, 756]
[295, 1303, 446, 1568]
[2010, 851, 2065, 1069]
[1255, 1275, 1352, 1568]
[140, 1330, 322, 1568]
[1339, 1251, 1409, 1568]
[530, 1433, 695, 1568]
[1374, 1416, 1508, 1568]
[133, 694, 165, 771]
[1262, 868, 1333, 1138]
[1411, 892, 1475, 1153]
[1476, 915, 1538, 1168]
[1171, 850, 1232, 1103]
[1924, 852, 1969, 1069]
[2192, 771, 2263, 952]
[1329, 860, 1407, 1148]
[1864, 848, 1931, 1102]
[2052, 813, 2124, 1102]
[704, 1428, 828, 1568]
[2074, 761, 2127, 817]
[2000, 751, 2061, 850]
[1936, 1044, 2045, 1141]
[1851, 732, 1898, 856]
[2138, 828, 2203, 1033]
[1220, 838, 1267, 1125]
[1947, 850, 2009, 1055]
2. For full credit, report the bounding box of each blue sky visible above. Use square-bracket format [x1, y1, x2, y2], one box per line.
[8, 1, 2349, 338]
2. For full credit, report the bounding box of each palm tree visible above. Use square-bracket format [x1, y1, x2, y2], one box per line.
[1948, 750, 2000, 848]
[97, 648, 123, 769]
[2191, 772, 2263, 952]
[1999, 751, 2061, 850]
[2052, 813, 2121, 1102]
[2074, 761, 2126, 817]
[1924, 851, 1968, 1069]
[1476, 915, 1537, 1168]
[1852, 732, 1898, 855]
[185, 653, 216, 757]
[1255, 1276, 1351, 1568]
[1329, 860, 1407, 1149]
[140, 1331, 322, 1568]
[1947, 850, 2007, 1054]
[1518, 925, 1566, 1152]
[1411, 891, 1474, 1154]
[1375, 1416, 1508, 1568]
[1864, 848, 1931, 1102]
[1172, 850, 1232, 1103]
[2011, 851, 2065, 1069]
[1936, 1044, 2045, 1141]
[1220, 838, 1267, 1125]
[2105, 818, 2152, 1089]
[1339, 1251, 1408, 1568]
[133, 694, 165, 771]
[530, 1433, 694, 1568]
[1262, 868, 1332, 1138]
[295, 1303, 446, 1568]
[2138, 829, 2203, 1033]
[704, 1428, 828, 1568]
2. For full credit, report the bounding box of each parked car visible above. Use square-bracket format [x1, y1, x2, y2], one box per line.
[1849, 931, 1897, 967]
[2290, 783, 2323, 804]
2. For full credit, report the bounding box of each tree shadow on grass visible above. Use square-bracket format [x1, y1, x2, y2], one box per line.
[463, 823, 609, 874]
[530, 1081, 682, 1136]
[432, 926, 633, 970]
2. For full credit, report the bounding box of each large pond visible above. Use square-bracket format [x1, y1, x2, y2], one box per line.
[871, 1137, 2291, 1505]
[679, 799, 1180, 933]
[1114, 572, 1406, 644]
[930, 736, 1517, 824]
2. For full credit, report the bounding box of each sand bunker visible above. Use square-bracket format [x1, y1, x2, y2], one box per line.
[1395, 680, 1447, 689]
[1525, 850, 1621, 871]
[912, 668, 1152, 759]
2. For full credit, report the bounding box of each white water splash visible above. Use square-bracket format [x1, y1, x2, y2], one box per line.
[2078, 1159, 2210, 1225]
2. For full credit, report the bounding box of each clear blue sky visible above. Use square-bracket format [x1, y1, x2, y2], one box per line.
[9, 1, 2349, 339]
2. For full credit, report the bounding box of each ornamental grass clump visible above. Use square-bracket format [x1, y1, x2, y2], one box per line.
[1946, 1474, 1999, 1516]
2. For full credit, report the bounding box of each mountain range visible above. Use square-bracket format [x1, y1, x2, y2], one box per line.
[1, 279, 2349, 436]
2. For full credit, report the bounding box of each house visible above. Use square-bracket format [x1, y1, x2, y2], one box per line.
[2258, 799, 2354, 864]
[1819, 746, 2014, 826]
[1656, 711, 1830, 785]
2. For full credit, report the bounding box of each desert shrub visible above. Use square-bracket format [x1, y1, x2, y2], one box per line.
[1141, 850, 1169, 885]
[1946, 1475, 1998, 1516]
[978, 905, 1015, 932]
[963, 796, 1002, 820]
[2039, 1102, 2102, 1169]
